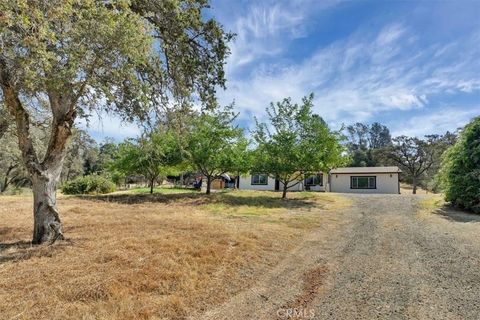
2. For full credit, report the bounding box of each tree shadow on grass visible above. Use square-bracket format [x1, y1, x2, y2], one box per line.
[0, 239, 73, 265]
[433, 205, 480, 223]
[75, 191, 317, 210]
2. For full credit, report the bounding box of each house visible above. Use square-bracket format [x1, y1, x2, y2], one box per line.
[329, 166, 401, 194]
[237, 166, 401, 194]
[238, 173, 327, 192]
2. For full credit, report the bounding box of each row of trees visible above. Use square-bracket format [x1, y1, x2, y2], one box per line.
[110, 95, 345, 198]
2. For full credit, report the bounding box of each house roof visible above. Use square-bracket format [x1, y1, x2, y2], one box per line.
[330, 166, 402, 174]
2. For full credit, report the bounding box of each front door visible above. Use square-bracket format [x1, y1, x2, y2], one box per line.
[275, 179, 280, 191]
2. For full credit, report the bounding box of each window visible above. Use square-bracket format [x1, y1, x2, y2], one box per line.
[305, 174, 323, 186]
[251, 174, 268, 185]
[351, 176, 376, 189]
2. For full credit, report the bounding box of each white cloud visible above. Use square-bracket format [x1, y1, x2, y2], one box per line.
[225, 0, 339, 73]
[77, 112, 141, 142]
[219, 19, 480, 135]
[391, 107, 480, 137]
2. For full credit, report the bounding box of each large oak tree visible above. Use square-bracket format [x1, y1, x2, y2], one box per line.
[0, 0, 231, 244]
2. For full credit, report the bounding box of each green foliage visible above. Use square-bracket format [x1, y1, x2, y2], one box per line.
[440, 117, 480, 213]
[252, 94, 345, 198]
[184, 105, 247, 194]
[388, 134, 456, 194]
[61, 175, 116, 195]
[110, 129, 183, 193]
[345, 122, 392, 167]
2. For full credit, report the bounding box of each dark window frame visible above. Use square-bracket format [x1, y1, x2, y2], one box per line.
[251, 174, 268, 185]
[350, 176, 376, 189]
[304, 173, 324, 186]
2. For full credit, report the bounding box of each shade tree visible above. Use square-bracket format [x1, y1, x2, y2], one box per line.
[0, 0, 231, 243]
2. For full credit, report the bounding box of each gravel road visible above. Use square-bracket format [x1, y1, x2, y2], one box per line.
[199, 194, 480, 320]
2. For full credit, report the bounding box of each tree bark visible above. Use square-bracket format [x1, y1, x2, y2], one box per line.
[206, 175, 211, 195]
[150, 177, 155, 194]
[282, 183, 288, 199]
[31, 171, 64, 244]
[412, 176, 417, 194]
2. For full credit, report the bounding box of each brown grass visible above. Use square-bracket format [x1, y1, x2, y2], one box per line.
[0, 190, 348, 320]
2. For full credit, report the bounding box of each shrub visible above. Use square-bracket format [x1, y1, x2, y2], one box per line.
[440, 117, 480, 213]
[62, 176, 116, 195]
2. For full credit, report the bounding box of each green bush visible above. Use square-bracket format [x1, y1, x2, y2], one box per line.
[61, 175, 116, 195]
[440, 117, 480, 213]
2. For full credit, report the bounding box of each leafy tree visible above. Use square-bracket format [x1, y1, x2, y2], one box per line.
[61, 129, 99, 182]
[184, 106, 245, 194]
[112, 130, 182, 194]
[440, 117, 480, 213]
[228, 137, 253, 189]
[346, 122, 391, 167]
[387, 135, 446, 194]
[0, 129, 24, 193]
[252, 95, 345, 199]
[0, 0, 231, 243]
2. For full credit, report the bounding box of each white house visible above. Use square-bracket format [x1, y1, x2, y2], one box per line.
[237, 166, 401, 194]
[328, 166, 401, 194]
[238, 173, 327, 192]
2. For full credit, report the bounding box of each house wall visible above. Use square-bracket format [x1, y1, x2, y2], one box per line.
[329, 173, 399, 194]
[238, 175, 276, 191]
[238, 174, 327, 192]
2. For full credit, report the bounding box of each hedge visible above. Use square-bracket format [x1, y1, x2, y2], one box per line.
[61, 175, 116, 195]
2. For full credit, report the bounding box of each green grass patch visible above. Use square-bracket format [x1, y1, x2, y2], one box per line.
[418, 195, 445, 210]
[127, 186, 197, 194]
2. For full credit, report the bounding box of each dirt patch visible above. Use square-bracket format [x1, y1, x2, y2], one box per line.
[276, 267, 326, 320]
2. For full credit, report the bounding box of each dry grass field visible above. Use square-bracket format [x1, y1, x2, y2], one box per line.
[0, 190, 349, 320]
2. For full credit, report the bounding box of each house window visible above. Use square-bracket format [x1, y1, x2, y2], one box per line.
[305, 174, 323, 186]
[351, 176, 376, 189]
[251, 174, 268, 185]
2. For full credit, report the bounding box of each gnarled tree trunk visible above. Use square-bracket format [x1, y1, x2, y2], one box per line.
[1, 74, 75, 244]
[31, 170, 64, 244]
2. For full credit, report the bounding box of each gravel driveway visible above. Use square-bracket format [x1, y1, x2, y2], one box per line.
[199, 194, 480, 320]
[313, 194, 480, 320]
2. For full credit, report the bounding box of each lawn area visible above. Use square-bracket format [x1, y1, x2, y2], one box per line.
[125, 186, 199, 195]
[0, 190, 350, 320]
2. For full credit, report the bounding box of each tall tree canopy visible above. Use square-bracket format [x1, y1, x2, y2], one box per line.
[252, 95, 345, 199]
[440, 117, 480, 213]
[346, 122, 392, 167]
[0, 0, 231, 244]
[387, 135, 452, 194]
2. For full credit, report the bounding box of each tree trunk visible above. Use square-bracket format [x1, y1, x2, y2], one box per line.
[31, 172, 64, 244]
[412, 176, 417, 194]
[206, 176, 211, 195]
[282, 183, 288, 199]
[150, 178, 155, 194]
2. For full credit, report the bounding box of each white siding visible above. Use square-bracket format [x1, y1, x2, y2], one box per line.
[329, 173, 399, 194]
[238, 175, 276, 191]
[238, 173, 327, 192]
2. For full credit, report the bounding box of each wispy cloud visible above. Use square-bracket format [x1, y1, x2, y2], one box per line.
[225, 0, 339, 73]
[391, 107, 480, 137]
[220, 17, 480, 135]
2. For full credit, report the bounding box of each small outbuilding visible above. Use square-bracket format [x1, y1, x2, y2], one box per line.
[328, 166, 401, 194]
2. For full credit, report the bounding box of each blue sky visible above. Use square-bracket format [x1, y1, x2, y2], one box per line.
[84, 0, 480, 141]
